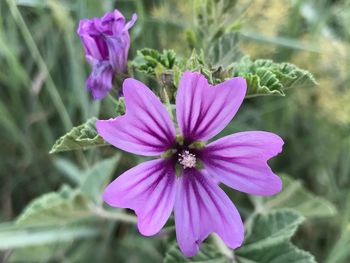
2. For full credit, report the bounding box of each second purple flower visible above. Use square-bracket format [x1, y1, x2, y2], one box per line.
[77, 10, 137, 100]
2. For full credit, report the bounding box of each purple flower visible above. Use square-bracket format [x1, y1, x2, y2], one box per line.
[77, 10, 137, 100]
[96, 71, 284, 256]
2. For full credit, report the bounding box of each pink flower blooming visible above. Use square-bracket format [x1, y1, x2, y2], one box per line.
[96, 71, 283, 256]
[77, 10, 137, 100]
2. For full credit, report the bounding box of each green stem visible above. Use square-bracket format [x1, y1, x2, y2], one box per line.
[92, 206, 138, 224]
[211, 233, 235, 261]
[108, 93, 119, 105]
[162, 88, 175, 121]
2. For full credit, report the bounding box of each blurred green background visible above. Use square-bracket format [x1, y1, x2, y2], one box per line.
[1, 0, 350, 262]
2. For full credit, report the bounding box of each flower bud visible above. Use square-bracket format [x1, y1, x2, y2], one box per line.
[77, 10, 137, 99]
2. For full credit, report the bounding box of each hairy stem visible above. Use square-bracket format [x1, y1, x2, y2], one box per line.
[211, 233, 235, 261]
[92, 206, 138, 224]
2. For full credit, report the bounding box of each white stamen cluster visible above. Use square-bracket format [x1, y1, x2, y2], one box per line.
[178, 150, 196, 169]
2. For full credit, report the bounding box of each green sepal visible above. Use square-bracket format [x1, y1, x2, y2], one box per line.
[175, 165, 183, 177]
[189, 141, 206, 150]
[175, 135, 184, 145]
[196, 159, 205, 170]
[161, 149, 177, 159]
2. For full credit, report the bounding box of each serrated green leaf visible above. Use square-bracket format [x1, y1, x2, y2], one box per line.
[133, 49, 316, 101]
[263, 174, 337, 218]
[233, 57, 317, 97]
[239, 209, 304, 253]
[81, 155, 121, 204]
[16, 185, 90, 226]
[236, 209, 316, 263]
[133, 48, 177, 75]
[50, 118, 108, 153]
[236, 242, 316, 263]
[163, 243, 229, 263]
[277, 62, 318, 89]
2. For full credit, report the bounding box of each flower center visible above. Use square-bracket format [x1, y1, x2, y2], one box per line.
[178, 150, 196, 169]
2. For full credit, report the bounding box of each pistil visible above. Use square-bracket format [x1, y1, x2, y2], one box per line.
[178, 150, 196, 169]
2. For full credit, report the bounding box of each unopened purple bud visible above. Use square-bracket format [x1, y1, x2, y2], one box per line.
[77, 10, 137, 100]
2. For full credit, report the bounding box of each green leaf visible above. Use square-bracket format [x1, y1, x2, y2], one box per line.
[179, 49, 237, 86]
[133, 48, 177, 75]
[193, 0, 241, 44]
[263, 174, 337, 218]
[207, 32, 243, 67]
[50, 118, 108, 153]
[15, 0, 49, 7]
[163, 243, 229, 263]
[16, 185, 90, 226]
[9, 243, 71, 262]
[233, 57, 318, 97]
[183, 49, 214, 84]
[118, 235, 164, 263]
[54, 157, 82, 184]
[0, 223, 98, 249]
[132, 49, 316, 101]
[236, 242, 316, 263]
[239, 209, 304, 253]
[236, 209, 316, 263]
[81, 154, 121, 204]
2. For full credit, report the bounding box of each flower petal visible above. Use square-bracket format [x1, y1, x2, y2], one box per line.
[103, 159, 176, 236]
[86, 60, 113, 100]
[201, 131, 284, 196]
[176, 71, 246, 142]
[101, 9, 125, 28]
[174, 169, 244, 257]
[78, 33, 106, 60]
[123, 13, 137, 32]
[96, 78, 176, 156]
[106, 35, 129, 73]
[105, 14, 136, 72]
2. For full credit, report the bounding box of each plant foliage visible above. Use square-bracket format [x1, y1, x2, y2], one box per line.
[50, 118, 108, 153]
